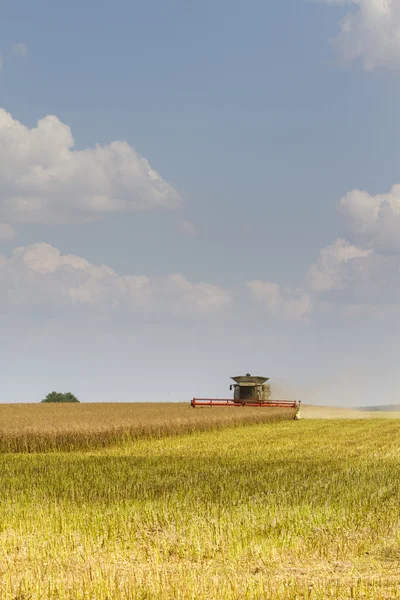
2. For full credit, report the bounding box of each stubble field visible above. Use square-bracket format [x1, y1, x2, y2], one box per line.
[1, 404, 400, 599]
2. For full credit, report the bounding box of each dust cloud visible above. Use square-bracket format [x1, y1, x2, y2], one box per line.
[271, 380, 400, 419]
[302, 405, 400, 419]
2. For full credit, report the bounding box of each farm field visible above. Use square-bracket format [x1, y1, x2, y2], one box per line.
[0, 402, 294, 452]
[1, 409, 400, 599]
[0, 401, 396, 453]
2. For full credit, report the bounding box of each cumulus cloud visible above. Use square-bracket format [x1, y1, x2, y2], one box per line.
[246, 280, 313, 320]
[339, 185, 400, 249]
[307, 238, 372, 292]
[0, 108, 181, 224]
[246, 176, 400, 320]
[0, 243, 232, 316]
[12, 43, 28, 57]
[247, 236, 386, 320]
[0, 223, 17, 242]
[316, 0, 400, 70]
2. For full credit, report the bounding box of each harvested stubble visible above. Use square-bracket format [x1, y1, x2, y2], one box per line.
[0, 402, 293, 452]
[2, 419, 400, 599]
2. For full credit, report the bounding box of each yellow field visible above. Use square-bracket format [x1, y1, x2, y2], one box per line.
[1, 405, 400, 599]
[0, 402, 294, 452]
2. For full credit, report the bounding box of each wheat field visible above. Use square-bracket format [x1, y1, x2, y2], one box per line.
[0, 402, 294, 452]
[1, 406, 400, 598]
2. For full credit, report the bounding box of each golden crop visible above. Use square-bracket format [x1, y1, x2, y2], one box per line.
[0, 402, 293, 452]
[1, 408, 400, 598]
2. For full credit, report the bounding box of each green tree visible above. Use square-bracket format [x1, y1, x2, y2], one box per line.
[41, 391, 80, 403]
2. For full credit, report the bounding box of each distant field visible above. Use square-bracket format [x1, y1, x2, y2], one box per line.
[0, 402, 294, 452]
[2, 419, 400, 599]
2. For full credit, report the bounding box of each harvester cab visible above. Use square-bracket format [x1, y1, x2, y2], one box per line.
[191, 374, 300, 416]
[230, 374, 271, 405]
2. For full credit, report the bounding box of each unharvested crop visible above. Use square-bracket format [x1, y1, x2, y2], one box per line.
[2, 418, 400, 599]
[0, 402, 293, 452]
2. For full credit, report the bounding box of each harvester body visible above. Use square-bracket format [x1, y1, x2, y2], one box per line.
[231, 375, 271, 404]
[191, 374, 299, 410]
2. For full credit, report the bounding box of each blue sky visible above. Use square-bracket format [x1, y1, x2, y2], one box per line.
[1, 0, 400, 405]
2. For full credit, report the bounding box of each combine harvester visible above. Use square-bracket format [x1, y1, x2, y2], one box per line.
[191, 374, 301, 418]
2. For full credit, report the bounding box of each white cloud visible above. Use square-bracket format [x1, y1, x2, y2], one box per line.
[305, 235, 400, 314]
[246, 178, 400, 320]
[339, 185, 400, 249]
[247, 280, 313, 320]
[0, 223, 17, 242]
[12, 43, 28, 57]
[0, 108, 181, 224]
[307, 238, 372, 292]
[0, 243, 232, 316]
[247, 238, 382, 320]
[316, 0, 400, 70]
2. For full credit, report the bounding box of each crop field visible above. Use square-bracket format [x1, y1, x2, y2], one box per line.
[0, 402, 294, 452]
[2, 408, 400, 599]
